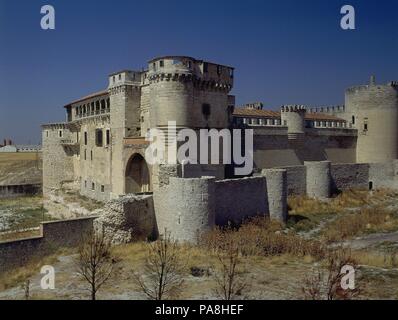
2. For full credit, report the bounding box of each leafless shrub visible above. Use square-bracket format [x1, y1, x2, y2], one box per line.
[213, 238, 248, 300]
[76, 231, 114, 300]
[302, 247, 361, 300]
[133, 231, 185, 300]
[200, 217, 326, 260]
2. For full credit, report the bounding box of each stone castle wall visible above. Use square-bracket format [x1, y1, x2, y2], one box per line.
[0, 217, 95, 272]
[252, 126, 357, 169]
[41, 124, 75, 195]
[215, 177, 268, 225]
[345, 82, 398, 163]
[153, 177, 216, 243]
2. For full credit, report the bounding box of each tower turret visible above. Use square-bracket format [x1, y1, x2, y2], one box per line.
[280, 105, 306, 141]
[345, 79, 398, 163]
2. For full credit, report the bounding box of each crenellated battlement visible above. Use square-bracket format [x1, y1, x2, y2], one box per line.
[147, 56, 234, 92]
[309, 105, 345, 114]
[281, 105, 307, 113]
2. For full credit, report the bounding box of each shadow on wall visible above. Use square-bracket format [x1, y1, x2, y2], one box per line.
[0, 216, 96, 273]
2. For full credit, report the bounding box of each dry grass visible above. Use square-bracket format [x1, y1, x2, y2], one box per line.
[0, 229, 41, 242]
[0, 153, 42, 185]
[0, 248, 74, 291]
[200, 217, 327, 260]
[0, 153, 40, 163]
[288, 189, 398, 235]
[322, 207, 398, 243]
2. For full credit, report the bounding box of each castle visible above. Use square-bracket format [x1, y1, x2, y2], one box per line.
[41, 55, 398, 242]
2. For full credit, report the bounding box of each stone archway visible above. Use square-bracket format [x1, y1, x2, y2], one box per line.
[125, 154, 150, 194]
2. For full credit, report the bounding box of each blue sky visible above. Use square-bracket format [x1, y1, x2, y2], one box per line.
[0, 0, 397, 144]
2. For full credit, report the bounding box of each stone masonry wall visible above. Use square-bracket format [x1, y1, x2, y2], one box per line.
[215, 177, 267, 225]
[331, 163, 370, 192]
[0, 217, 95, 273]
[94, 194, 156, 244]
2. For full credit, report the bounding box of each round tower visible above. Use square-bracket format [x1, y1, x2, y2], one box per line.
[305, 161, 332, 199]
[154, 177, 216, 243]
[345, 77, 398, 163]
[262, 169, 288, 223]
[147, 56, 234, 130]
[280, 105, 306, 141]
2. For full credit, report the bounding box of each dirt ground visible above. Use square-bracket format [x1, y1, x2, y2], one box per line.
[1, 189, 398, 300]
[0, 153, 42, 185]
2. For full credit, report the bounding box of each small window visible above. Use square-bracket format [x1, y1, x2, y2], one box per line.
[159, 60, 164, 67]
[84, 132, 88, 145]
[202, 103, 211, 120]
[153, 62, 156, 71]
[352, 116, 355, 125]
[91, 150, 93, 161]
[84, 149, 87, 160]
[106, 130, 110, 145]
[118, 74, 121, 80]
[101, 185, 105, 193]
[59, 130, 63, 138]
[46, 131, 49, 137]
[369, 181, 373, 191]
[364, 123, 368, 131]
[112, 76, 115, 83]
[95, 129, 103, 147]
[84, 180, 87, 188]
[92, 182, 95, 191]
[203, 62, 208, 73]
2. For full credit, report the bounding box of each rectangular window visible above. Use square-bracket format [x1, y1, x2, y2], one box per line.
[46, 131, 49, 137]
[364, 118, 368, 131]
[106, 130, 110, 145]
[92, 182, 95, 191]
[84, 149, 87, 160]
[84, 180, 87, 188]
[84, 132, 88, 145]
[159, 60, 164, 67]
[101, 185, 105, 193]
[59, 130, 63, 138]
[91, 150, 93, 161]
[95, 129, 103, 147]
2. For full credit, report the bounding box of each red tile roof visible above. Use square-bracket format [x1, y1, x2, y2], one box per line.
[64, 90, 108, 107]
[233, 108, 346, 122]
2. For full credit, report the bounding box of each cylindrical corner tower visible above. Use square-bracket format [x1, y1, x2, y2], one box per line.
[262, 169, 288, 223]
[153, 176, 216, 243]
[345, 79, 398, 163]
[280, 105, 306, 141]
[305, 161, 332, 199]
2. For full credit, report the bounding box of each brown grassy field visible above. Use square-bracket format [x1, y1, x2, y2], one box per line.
[1, 188, 398, 299]
[0, 152, 42, 185]
[0, 152, 40, 163]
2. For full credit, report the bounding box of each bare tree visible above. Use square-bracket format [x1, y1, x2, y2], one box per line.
[76, 231, 114, 300]
[302, 248, 360, 300]
[134, 231, 185, 300]
[22, 280, 30, 300]
[214, 239, 247, 300]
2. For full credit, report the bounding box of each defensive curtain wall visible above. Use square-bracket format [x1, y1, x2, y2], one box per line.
[0, 217, 96, 272]
[2, 160, 398, 271]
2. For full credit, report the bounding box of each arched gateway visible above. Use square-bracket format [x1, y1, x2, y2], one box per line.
[125, 154, 150, 193]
